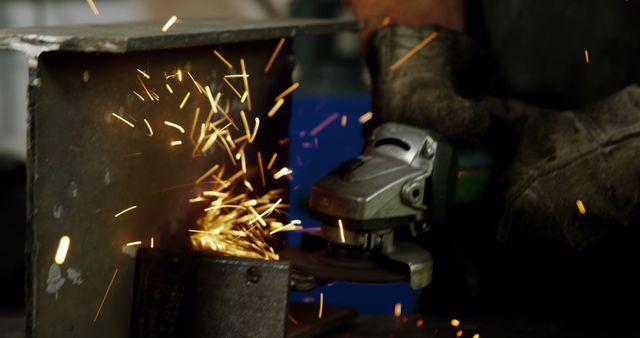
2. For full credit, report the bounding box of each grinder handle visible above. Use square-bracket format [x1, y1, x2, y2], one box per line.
[453, 147, 493, 204]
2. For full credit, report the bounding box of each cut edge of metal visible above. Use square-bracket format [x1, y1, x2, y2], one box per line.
[0, 18, 362, 59]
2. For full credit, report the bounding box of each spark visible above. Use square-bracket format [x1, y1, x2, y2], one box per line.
[162, 16, 178, 32]
[165, 84, 173, 94]
[394, 303, 402, 317]
[223, 77, 244, 99]
[473, 334, 480, 338]
[93, 268, 118, 322]
[240, 149, 247, 174]
[177, 69, 183, 82]
[137, 75, 159, 101]
[416, 319, 424, 328]
[257, 152, 266, 187]
[136, 69, 150, 79]
[249, 199, 282, 225]
[204, 205, 246, 212]
[240, 110, 251, 141]
[202, 123, 230, 153]
[278, 137, 289, 146]
[83, 70, 90, 82]
[214, 92, 224, 115]
[287, 314, 299, 325]
[114, 205, 137, 217]
[132, 91, 145, 101]
[389, 31, 438, 71]
[273, 167, 292, 180]
[341, 115, 347, 127]
[227, 170, 244, 184]
[224, 74, 249, 78]
[164, 121, 186, 133]
[265, 37, 286, 73]
[111, 113, 135, 128]
[203, 191, 227, 197]
[269, 224, 297, 235]
[214, 50, 233, 68]
[143, 119, 153, 136]
[219, 134, 237, 165]
[195, 164, 220, 184]
[187, 72, 205, 93]
[250, 118, 260, 143]
[202, 132, 219, 153]
[170, 140, 182, 146]
[244, 180, 254, 192]
[382, 16, 391, 27]
[179, 92, 191, 109]
[189, 107, 201, 144]
[54, 235, 71, 265]
[456, 330, 464, 337]
[189, 196, 207, 203]
[275, 82, 300, 101]
[125, 241, 142, 246]
[584, 49, 590, 64]
[150, 237, 154, 248]
[267, 153, 278, 170]
[310, 112, 339, 137]
[243, 199, 257, 207]
[318, 292, 324, 319]
[240, 59, 252, 111]
[205, 86, 217, 113]
[86, 0, 99, 15]
[267, 98, 285, 118]
[247, 206, 266, 226]
[450, 319, 460, 327]
[338, 219, 346, 243]
[241, 91, 249, 103]
[576, 199, 586, 215]
[359, 112, 373, 124]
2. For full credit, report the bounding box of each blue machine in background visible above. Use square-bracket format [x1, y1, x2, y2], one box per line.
[287, 93, 421, 315]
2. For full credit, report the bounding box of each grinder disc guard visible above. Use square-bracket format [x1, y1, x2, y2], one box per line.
[280, 233, 408, 284]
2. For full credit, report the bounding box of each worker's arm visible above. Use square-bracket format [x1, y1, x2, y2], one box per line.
[345, 0, 640, 253]
[344, 0, 465, 46]
[345, 0, 498, 143]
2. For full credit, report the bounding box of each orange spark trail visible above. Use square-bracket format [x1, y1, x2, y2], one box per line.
[162, 16, 178, 32]
[265, 38, 286, 73]
[275, 82, 299, 101]
[86, 0, 100, 15]
[389, 32, 438, 71]
[310, 112, 339, 137]
[214, 50, 233, 68]
[93, 268, 118, 322]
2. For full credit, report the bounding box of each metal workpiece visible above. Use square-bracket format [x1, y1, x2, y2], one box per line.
[2, 18, 358, 338]
[130, 249, 291, 338]
[0, 18, 361, 59]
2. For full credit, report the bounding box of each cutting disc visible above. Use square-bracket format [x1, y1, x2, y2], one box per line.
[280, 245, 408, 284]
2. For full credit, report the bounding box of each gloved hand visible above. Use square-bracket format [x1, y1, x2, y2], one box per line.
[371, 24, 640, 252]
[371, 25, 498, 143]
[497, 86, 640, 252]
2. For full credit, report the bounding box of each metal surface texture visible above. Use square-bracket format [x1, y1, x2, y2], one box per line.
[0, 18, 361, 57]
[130, 249, 290, 338]
[11, 18, 359, 338]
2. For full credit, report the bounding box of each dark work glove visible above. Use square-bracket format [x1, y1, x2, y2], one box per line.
[371, 25, 500, 143]
[371, 25, 640, 252]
